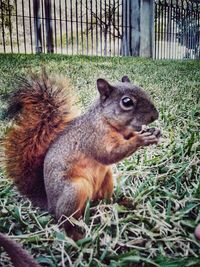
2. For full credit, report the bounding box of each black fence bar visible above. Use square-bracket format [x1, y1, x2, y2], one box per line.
[113, 0, 116, 56]
[108, 0, 111, 56]
[155, 1, 157, 58]
[167, 0, 172, 58]
[182, 0, 185, 57]
[167, 1, 170, 58]
[33, 0, 42, 53]
[178, 0, 181, 59]
[59, 0, 62, 53]
[28, 0, 33, 53]
[161, 0, 164, 58]
[8, 0, 13, 53]
[196, 3, 200, 57]
[21, 0, 26, 53]
[192, 2, 196, 55]
[95, 0, 98, 56]
[64, 0, 68, 54]
[100, 0, 103, 56]
[75, 0, 78, 54]
[104, 0, 107, 56]
[158, 0, 161, 59]
[172, 1, 176, 58]
[0, 0, 5, 53]
[15, 0, 19, 53]
[53, 0, 56, 53]
[70, 0, 73, 54]
[45, 0, 53, 53]
[90, 0, 93, 55]
[117, 0, 120, 55]
[174, 1, 176, 59]
[85, 0, 88, 55]
[121, 0, 124, 55]
[164, 0, 167, 58]
[175, 0, 178, 59]
[80, 0, 83, 55]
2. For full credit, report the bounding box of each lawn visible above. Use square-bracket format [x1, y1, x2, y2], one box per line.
[0, 54, 199, 267]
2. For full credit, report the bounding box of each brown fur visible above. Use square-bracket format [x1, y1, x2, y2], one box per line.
[68, 154, 111, 215]
[0, 233, 40, 267]
[2, 74, 78, 208]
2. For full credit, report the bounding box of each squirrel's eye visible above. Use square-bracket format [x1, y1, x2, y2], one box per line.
[120, 97, 135, 110]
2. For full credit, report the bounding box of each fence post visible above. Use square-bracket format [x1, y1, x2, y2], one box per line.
[121, 0, 128, 55]
[33, 0, 42, 53]
[45, 0, 54, 53]
[140, 0, 154, 57]
[130, 0, 140, 56]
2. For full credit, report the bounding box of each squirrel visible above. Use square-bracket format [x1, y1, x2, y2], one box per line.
[0, 233, 40, 267]
[1, 72, 161, 233]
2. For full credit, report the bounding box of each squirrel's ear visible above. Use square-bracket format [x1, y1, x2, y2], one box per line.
[122, 76, 131, 83]
[97, 79, 113, 100]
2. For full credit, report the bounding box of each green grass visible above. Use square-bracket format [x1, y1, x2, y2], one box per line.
[0, 54, 200, 267]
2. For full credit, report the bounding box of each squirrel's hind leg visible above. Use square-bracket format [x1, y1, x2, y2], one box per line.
[55, 177, 94, 240]
[96, 168, 114, 200]
[55, 177, 93, 220]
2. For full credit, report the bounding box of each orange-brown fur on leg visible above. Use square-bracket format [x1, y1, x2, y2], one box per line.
[70, 154, 111, 201]
[1, 73, 78, 208]
[55, 155, 112, 220]
[55, 162, 113, 239]
[56, 177, 93, 241]
[96, 168, 114, 200]
[70, 177, 94, 217]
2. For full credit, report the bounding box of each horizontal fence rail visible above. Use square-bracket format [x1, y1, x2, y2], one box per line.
[0, 0, 200, 59]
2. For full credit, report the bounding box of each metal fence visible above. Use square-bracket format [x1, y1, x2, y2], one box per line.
[0, 0, 124, 56]
[155, 0, 200, 59]
[0, 0, 200, 59]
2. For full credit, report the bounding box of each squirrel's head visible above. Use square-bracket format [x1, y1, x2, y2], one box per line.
[97, 76, 159, 132]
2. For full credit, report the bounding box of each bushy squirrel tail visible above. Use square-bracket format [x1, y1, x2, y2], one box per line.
[0, 233, 40, 267]
[2, 72, 78, 209]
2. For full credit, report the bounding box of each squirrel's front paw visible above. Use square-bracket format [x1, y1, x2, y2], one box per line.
[142, 127, 162, 138]
[138, 127, 161, 147]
